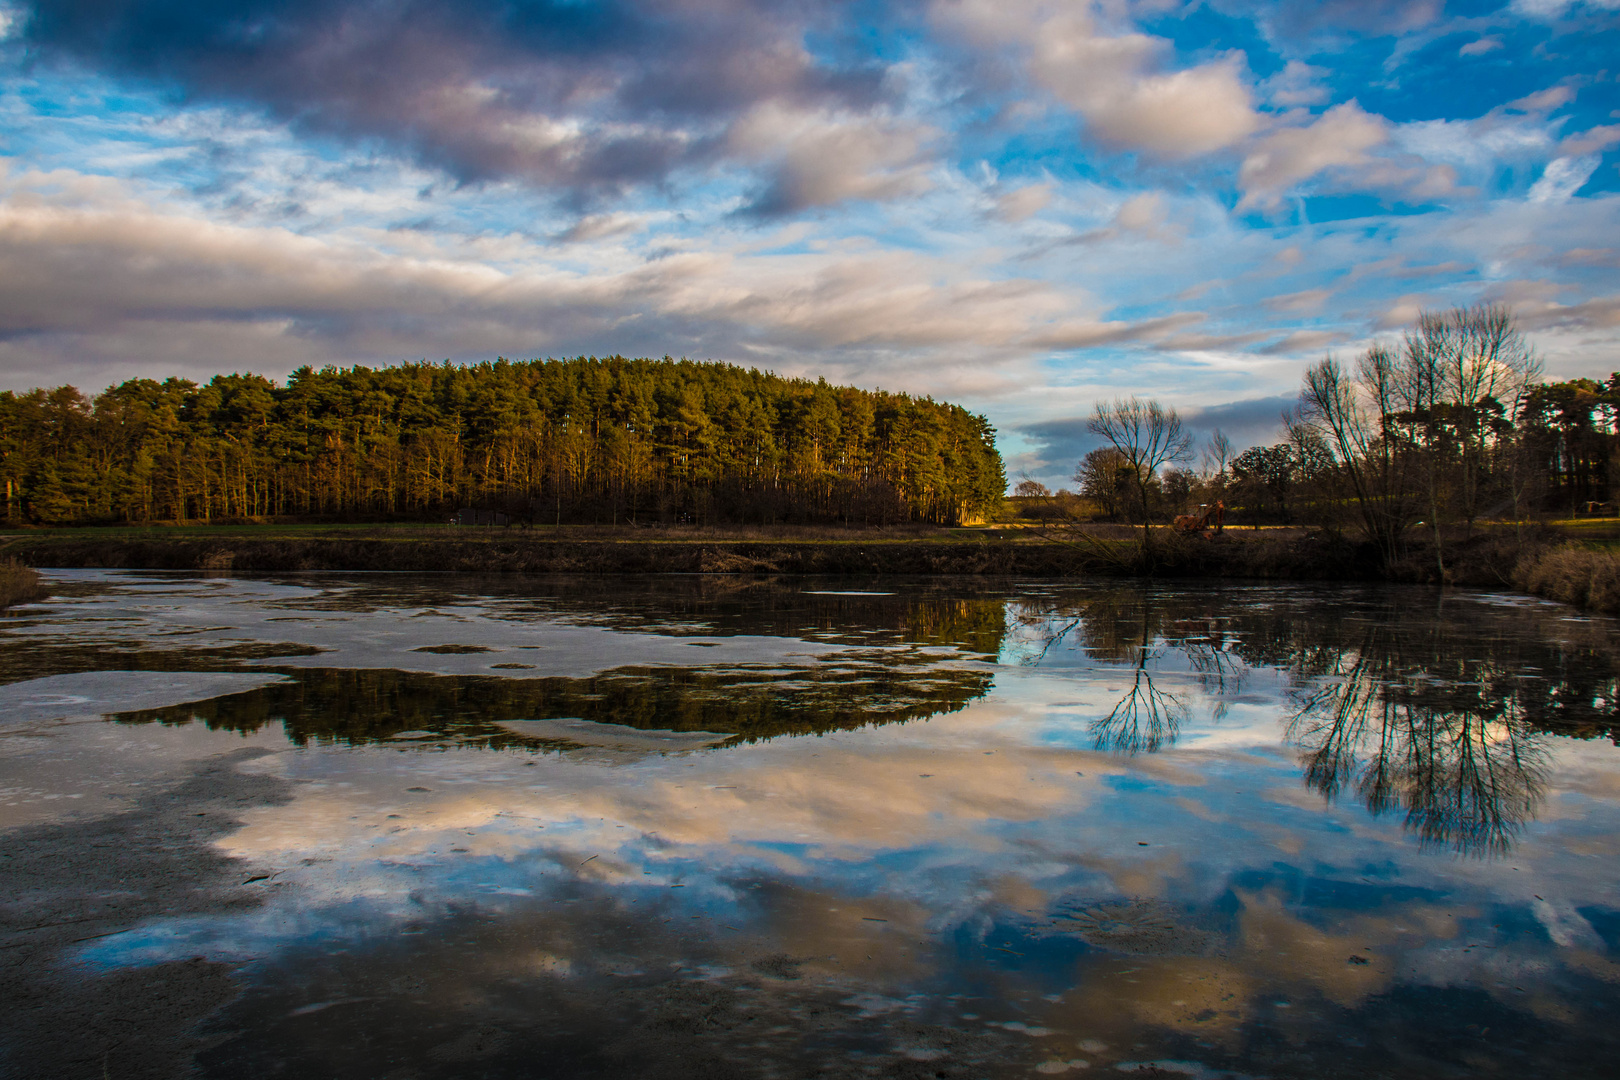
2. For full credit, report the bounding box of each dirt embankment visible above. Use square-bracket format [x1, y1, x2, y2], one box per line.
[0, 535, 1074, 575]
[0, 531, 1377, 579]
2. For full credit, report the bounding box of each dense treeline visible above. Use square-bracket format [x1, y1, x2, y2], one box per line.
[1063, 305, 1620, 567]
[0, 358, 1004, 527]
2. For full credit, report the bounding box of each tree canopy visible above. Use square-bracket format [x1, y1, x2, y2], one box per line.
[0, 357, 1005, 527]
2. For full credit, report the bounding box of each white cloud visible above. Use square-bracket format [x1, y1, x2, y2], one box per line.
[1528, 156, 1600, 203]
[0, 161, 1176, 401]
[1115, 191, 1167, 231]
[1506, 86, 1576, 114]
[995, 183, 1053, 222]
[1394, 116, 1555, 169]
[1458, 37, 1504, 57]
[1238, 102, 1387, 210]
[1259, 60, 1330, 107]
[1559, 125, 1620, 157]
[1262, 288, 1334, 314]
[1511, 0, 1620, 17]
[554, 213, 648, 243]
[935, 1, 1259, 159]
[729, 105, 939, 213]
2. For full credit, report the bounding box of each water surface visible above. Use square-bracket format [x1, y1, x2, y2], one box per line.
[2, 572, 1618, 1079]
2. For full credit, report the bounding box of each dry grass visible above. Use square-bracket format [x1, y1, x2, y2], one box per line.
[0, 558, 46, 609]
[1514, 546, 1620, 614]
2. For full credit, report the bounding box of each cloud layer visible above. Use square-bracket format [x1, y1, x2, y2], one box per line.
[4, 0, 1620, 488]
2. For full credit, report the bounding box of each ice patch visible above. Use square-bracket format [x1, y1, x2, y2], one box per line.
[0, 670, 291, 725]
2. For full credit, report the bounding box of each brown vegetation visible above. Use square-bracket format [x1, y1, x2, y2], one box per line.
[1513, 546, 1620, 614]
[0, 558, 46, 609]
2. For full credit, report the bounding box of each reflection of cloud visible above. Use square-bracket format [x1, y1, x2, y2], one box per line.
[260, 724, 1101, 864]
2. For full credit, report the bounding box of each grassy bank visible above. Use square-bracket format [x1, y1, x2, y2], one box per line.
[0, 558, 47, 608]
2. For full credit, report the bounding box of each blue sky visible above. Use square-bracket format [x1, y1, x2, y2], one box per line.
[1, 0, 1617, 484]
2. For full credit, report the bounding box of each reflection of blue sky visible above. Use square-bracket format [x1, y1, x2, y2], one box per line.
[4, 571, 1614, 1065]
[3, 2, 1620, 488]
[74, 668, 1620, 1039]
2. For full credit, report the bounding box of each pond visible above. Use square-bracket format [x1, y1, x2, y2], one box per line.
[2, 571, 1618, 1079]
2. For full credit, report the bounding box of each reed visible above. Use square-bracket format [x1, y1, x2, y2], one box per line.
[0, 558, 46, 609]
[1514, 546, 1620, 614]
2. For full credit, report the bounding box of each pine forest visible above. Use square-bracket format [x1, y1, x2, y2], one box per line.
[0, 358, 1006, 527]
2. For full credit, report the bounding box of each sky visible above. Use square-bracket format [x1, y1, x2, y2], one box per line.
[0, 0, 1617, 486]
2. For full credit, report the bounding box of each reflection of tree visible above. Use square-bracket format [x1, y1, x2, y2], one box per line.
[1092, 655, 1187, 754]
[1011, 591, 1193, 753]
[111, 655, 998, 748]
[1090, 606, 1188, 754]
[73, 581, 1012, 748]
[1287, 629, 1551, 857]
[1006, 584, 1612, 853]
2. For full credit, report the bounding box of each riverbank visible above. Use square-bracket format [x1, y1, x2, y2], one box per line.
[0, 532, 1085, 575]
[0, 524, 1365, 579]
[3, 524, 1615, 613]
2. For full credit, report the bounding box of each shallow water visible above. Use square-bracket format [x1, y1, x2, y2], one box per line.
[3, 571, 1619, 1079]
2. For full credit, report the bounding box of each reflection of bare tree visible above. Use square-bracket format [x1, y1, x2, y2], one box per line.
[1092, 648, 1188, 754]
[1090, 602, 1188, 754]
[1288, 645, 1551, 857]
[1011, 592, 1195, 754]
[1010, 583, 1613, 854]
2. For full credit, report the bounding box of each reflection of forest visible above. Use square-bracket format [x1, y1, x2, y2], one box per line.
[109, 591, 1010, 747]
[263, 574, 1013, 660]
[111, 659, 994, 747]
[1011, 586, 1620, 855]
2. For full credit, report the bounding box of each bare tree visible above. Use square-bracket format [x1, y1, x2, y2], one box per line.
[1302, 346, 1425, 564]
[1304, 303, 1541, 572]
[1203, 428, 1233, 480]
[1086, 397, 1194, 550]
[1414, 303, 1541, 531]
